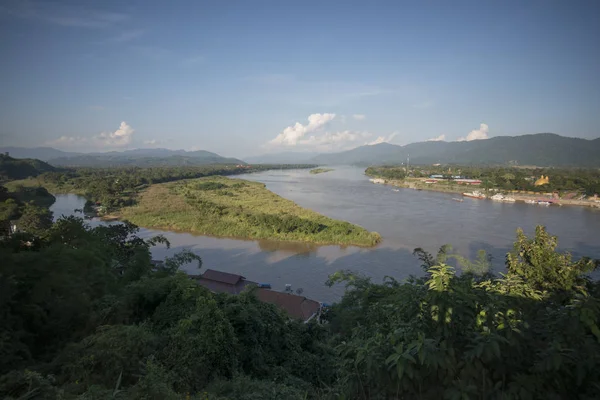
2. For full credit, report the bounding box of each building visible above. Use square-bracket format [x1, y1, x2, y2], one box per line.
[454, 179, 482, 185]
[191, 268, 323, 322]
[194, 269, 257, 294]
[254, 288, 322, 322]
[535, 175, 549, 186]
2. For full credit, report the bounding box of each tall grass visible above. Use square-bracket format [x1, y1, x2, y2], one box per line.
[118, 176, 381, 247]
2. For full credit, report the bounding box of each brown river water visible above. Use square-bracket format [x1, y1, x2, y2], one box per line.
[50, 166, 600, 302]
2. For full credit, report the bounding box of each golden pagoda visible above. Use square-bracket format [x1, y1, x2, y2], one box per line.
[534, 175, 549, 186]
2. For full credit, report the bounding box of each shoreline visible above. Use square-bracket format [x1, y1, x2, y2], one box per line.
[368, 176, 600, 209]
[115, 177, 382, 247]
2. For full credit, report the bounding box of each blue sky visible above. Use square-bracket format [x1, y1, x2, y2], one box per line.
[1, 0, 599, 157]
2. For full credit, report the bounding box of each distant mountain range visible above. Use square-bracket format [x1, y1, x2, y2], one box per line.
[0, 147, 245, 167]
[244, 151, 319, 164]
[310, 133, 600, 167]
[3, 133, 599, 169]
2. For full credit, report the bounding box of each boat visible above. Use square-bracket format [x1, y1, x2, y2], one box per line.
[537, 201, 551, 206]
[462, 191, 486, 199]
[392, 189, 400, 192]
[452, 198, 463, 202]
[369, 178, 385, 184]
[525, 199, 536, 204]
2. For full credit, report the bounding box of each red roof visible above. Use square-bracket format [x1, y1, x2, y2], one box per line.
[201, 269, 245, 285]
[255, 288, 320, 321]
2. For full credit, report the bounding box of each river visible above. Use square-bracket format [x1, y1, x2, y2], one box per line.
[50, 166, 600, 302]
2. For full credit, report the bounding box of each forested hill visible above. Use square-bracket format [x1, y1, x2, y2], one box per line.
[311, 133, 600, 167]
[0, 147, 245, 167]
[0, 154, 56, 181]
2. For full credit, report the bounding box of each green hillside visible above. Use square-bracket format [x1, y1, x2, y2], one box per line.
[0, 154, 57, 181]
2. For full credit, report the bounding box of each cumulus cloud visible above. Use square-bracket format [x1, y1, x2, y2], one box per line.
[46, 121, 136, 149]
[95, 121, 135, 146]
[366, 132, 398, 146]
[426, 134, 446, 142]
[458, 123, 489, 142]
[268, 113, 336, 146]
[353, 114, 366, 121]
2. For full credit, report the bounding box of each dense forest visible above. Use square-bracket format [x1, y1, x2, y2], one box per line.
[1, 214, 599, 398]
[366, 165, 600, 195]
[0, 185, 55, 236]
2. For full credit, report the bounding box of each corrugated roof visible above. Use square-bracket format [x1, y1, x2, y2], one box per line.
[201, 269, 245, 285]
[255, 288, 320, 321]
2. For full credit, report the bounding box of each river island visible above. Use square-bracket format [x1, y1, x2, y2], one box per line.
[309, 168, 334, 175]
[115, 176, 381, 247]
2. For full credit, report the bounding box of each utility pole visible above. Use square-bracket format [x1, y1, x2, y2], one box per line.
[406, 154, 410, 175]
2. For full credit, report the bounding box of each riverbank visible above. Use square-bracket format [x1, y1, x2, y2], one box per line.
[368, 176, 600, 209]
[116, 176, 381, 247]
[310, 168, 334, 175]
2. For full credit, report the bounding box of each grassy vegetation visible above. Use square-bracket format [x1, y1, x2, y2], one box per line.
[309, 168, 334, 175]
[118, 176, 381, 246]
[4, 177, 84, 195]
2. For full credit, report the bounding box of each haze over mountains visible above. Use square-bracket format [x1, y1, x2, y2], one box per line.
[311, 134, 600, 167]
[3, 133, 600, 168]
[0, 147, 245, 167]
[251, 133, 600, 167]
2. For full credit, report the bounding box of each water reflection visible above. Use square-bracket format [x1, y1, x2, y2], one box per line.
[50, 167, 600, 302]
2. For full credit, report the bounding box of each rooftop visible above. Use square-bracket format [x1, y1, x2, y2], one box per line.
[255, 288, 321, 321]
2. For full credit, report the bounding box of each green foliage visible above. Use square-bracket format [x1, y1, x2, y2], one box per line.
[16, 203, 53, 237]
[1, 216, 599, 399]
[119, 176, 381, 246]
[368, 165, 600, 196]
[6, 164, 318, 213]
[0, 154, 57, 182]
[326, 226, 600, 399]
[506, 226, 596, 293]
[195, 181, 228, 190]
[0, 217, 335, 399]
[309, 168, 334, 175]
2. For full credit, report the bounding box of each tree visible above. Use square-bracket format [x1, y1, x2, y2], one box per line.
[17, 203, 52, 236]
[506, 226, 597, 294]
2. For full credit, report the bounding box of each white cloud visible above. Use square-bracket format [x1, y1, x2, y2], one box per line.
[265, 113, 382, 151]
[268, 113, 336, 146]
[457, 123, 489, 142]
[366, 132, 398, 146]
[46, 121, 136, 149]
[426, 134, 446, 142]
[95, 121, 135, 147]
[46, 136, 89, 147]
[353, 114, 366, 121]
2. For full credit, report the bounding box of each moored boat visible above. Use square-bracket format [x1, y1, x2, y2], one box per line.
[462, 191, 486, 199]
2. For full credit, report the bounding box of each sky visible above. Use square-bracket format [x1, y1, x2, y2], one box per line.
[1, 0, 599, 158]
